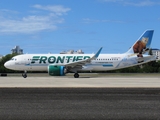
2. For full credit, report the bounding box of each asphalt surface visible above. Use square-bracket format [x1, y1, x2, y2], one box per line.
[0, 88, 160, 120]
[1, 75, 160, 88]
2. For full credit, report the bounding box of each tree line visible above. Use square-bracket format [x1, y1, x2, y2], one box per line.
[0, 53, 160, 73]
[0, 53, 18, 73]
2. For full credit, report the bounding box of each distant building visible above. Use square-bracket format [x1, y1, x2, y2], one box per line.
[60, 49, 84, 54]
[0, 55, 3, 60]
[11, 46, 23, 54]
[151, 48, 160, 61]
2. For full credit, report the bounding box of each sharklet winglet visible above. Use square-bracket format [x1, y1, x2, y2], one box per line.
[93, 47, 103, 59]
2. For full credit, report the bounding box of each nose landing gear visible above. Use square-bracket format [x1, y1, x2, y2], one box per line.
[22, 71, 27, 78]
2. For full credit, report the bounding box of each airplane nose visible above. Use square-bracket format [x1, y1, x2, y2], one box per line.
[4, 61, 16, 70]
[4, 62, 10, 69]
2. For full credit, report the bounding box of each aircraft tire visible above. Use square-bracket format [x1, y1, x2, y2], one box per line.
[74, 73, 79, 78]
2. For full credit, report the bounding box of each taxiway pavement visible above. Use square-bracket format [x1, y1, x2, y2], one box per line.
[0, 74, 160, 88]
[1, 74, 160, 119]
[1, 88, 160, 120]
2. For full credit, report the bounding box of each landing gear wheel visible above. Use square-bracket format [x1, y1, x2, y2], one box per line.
[74, 73, 79, 78]
[22, 73, 27, 78]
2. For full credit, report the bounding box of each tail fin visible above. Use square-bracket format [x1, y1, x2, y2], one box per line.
[126, 30, 154, 56]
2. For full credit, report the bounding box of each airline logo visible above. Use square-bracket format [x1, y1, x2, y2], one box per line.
[31, 55, 91, 64]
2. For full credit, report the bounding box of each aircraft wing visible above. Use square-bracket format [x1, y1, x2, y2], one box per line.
[64, 47, 102, 68]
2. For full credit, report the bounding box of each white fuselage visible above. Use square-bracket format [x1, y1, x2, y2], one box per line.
[4, 53, 156, 72]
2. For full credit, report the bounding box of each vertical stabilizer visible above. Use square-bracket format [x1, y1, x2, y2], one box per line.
[126, 30, 154, 57]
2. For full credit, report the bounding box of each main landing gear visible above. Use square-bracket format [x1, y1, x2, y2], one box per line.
[22, 71, 27, 78]
[74, 73, 79, 78]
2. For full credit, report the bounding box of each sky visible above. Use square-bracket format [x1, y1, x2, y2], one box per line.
[0, 0, 160, 55]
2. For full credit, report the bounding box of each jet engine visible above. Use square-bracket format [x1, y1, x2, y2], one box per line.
[48, 65, 66, 76]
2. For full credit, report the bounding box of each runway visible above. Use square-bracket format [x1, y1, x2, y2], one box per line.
[0, 88, 160, 120]
[0, 73, 160, 88]
[0, 73, 160, 119]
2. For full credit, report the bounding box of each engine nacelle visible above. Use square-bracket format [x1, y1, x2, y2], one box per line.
[48, 65, 66, 76]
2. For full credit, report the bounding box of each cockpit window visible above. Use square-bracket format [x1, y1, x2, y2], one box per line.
[10, 58, 16, 61]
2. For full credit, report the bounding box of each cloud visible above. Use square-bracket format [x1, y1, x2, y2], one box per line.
[83, 18, 125, 24]
[32, 4, 71, 16]
[103, 0, 124, 2]
[0, 5, 71, 34]
[102, 0, 160, 6]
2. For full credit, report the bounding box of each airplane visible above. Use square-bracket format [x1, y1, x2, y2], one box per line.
[4, 30, 156, 78]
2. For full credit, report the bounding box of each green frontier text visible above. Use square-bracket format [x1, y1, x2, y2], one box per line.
[31, 55, 91, 64]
